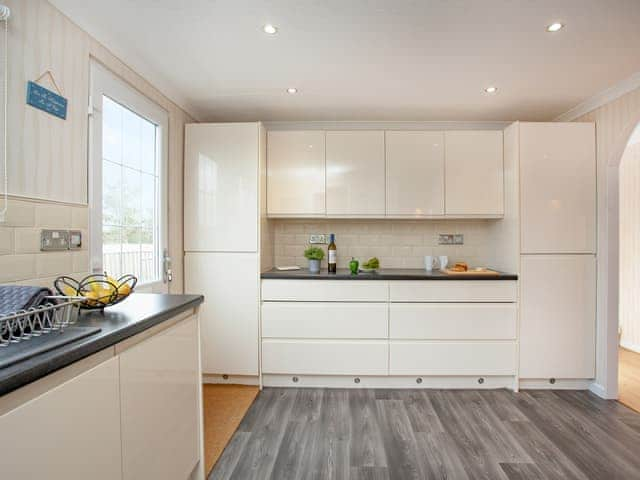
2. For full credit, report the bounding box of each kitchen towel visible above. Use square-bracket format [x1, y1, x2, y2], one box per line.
[0, 286, 54, 317]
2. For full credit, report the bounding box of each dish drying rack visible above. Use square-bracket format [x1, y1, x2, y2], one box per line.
[0, 296, 85, 348]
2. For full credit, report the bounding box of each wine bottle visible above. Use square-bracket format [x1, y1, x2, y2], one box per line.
[328, 233, 337, 273]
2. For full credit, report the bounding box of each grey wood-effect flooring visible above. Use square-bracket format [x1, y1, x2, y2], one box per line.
[208, 388, 640, 480]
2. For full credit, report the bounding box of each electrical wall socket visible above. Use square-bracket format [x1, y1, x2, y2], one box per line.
[438, 233, 464, 245]
[309, 234, 328, 244]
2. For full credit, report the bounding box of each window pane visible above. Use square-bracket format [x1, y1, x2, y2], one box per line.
[140, 229, 155, 284]
[140, 173, 155, 229]
[140, 120, 156, 174]
[103, 97, 122, 163]
[102, 160, 121, 225]
[122, 107, 142, 170]
[122, 167, 142, 226]
[103, 225, 122, 279]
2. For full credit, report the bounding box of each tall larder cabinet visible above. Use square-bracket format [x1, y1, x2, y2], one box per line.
[184, 123, 265, 379]
[515, 122, 597, 381]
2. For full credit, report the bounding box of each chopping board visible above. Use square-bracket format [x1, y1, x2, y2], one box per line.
[442, 268, 500, 276]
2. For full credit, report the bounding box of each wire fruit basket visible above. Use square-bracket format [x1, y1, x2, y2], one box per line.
[54, 274, 137, 310]
[0, 296, 84, 347]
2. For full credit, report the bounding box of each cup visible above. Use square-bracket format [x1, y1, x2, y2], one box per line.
[424, 255, 436, 272]
[439, 255, 449, 270]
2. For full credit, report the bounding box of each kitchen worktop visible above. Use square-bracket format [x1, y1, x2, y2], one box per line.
[0, 293, 204, 397]
[261, 268, 518, 281]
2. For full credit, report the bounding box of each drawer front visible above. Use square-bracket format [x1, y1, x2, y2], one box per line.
[389, 341, 516, 375]
[390, 281, 517, 302]
[262, 280, 388, 302]
[262, 340, 388, 375]
[390, 303, 516, 340]
[262, 302, 388, 339]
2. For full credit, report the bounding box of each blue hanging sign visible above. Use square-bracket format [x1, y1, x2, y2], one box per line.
[26, 80, 68, 120]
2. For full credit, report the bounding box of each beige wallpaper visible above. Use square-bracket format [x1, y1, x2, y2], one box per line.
[0, 0, 193, 292]
[619, 126, 640, 351]
[271, 219, 499, 270]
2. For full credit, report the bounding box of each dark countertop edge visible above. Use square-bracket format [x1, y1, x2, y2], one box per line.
[0, 294, 204, 397]
[261, 270, 518, 281]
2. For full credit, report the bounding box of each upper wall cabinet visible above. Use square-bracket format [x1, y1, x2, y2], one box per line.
[519, 122, 596, 254]
[326, 131, 386, 216]
[184, 123, 259, 252]
[386, 131, 445, 216]
[267, 131, 326, 216]
[444, 131, 504, 216]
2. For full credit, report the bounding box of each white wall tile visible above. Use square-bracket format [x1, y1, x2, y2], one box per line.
[35, 204, 73, 228]
[0, 255, 37, 282]
[71, 207, 89, 229]
[2, 200, 36, 227]
[72, 251, 90, 274]
[14, 228, 42, 254]
[0, 227, 13, 255]
[36, 252, 72, 278]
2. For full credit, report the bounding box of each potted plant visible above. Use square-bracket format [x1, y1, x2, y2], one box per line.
[304, 246, 325, 273]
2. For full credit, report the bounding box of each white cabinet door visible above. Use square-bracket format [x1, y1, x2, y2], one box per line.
[267, 131, 325, 216]
[0, 358, 122, 480]
[520, 122, 596, 253]
[444, 131, 504, 216]
[120, 317, 201, 480]
[185, 252, 258, 375]
[386, 131, 445, 216]
[519, 255, 596, 379]
[184, 123, 259, 252]
[326, 131, 385, 216]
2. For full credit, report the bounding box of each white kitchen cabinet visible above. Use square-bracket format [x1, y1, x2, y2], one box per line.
[519, 122, 596, 254]
[386, 131, 445, 216]
[267, 131, 326, 216]
[120, 316, 201, 480]
[184, 123, 259, 252]
[262, 339, 388, 375]
[444, 131, 504, 216]
[390, 341, 516, 376]
[519, 255, 596, 379]
[326, 131, 385, 216]
[186, 252, 259, 376]
[262, 279, 389, 302]
[262, 302, 388, 339]
[389, 280, 517, 303]
[0, 358, 122, 480]
[390, 303, 516, 340]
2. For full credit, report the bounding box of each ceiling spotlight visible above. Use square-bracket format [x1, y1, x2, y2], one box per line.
[287, 87, 298, 94]
[263, 24, 278, 35]
[484, 86, 498, 94]
[546, 22, 564, 32]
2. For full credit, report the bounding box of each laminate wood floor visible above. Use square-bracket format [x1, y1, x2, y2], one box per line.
[209, 388, 640, 480]
[620, 347, 640, 412]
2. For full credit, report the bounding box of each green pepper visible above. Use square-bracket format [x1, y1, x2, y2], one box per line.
[349, 257, 359, 275]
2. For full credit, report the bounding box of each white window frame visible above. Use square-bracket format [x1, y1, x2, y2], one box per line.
[89, 60, 169, 292]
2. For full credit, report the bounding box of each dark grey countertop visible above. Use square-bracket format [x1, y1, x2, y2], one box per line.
[0, 293, 204, 397]
[261, 268, 518, 281]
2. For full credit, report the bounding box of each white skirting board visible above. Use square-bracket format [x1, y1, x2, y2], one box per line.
[518, 378, 593, 390]
[262, 374, 517, 390]
[620, 339, 640, 354]
[202, 374, 259, 386]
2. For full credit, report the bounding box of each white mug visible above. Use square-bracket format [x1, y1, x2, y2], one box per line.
[439, 255, 449, 270]
[424, 255, 436, 272]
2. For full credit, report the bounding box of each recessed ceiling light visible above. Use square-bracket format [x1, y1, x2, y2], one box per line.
[263, 24, 278, 35]
[287, 87, 298, 94]
[546, 22, 564, 32]
[484, 86, 498, 94]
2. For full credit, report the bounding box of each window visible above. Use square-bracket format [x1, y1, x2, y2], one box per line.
[90, 62, 168, 291]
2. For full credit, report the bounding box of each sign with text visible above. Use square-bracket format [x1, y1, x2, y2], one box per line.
[26, 81, 68, 120]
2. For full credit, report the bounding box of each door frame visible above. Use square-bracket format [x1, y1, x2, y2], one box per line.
[88, 60, 169, 292]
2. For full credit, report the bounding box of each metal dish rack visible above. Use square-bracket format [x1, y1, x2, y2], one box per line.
[0, 296, 85, 348]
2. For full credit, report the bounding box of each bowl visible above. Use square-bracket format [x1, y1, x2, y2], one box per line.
[54, 274, 137, 310]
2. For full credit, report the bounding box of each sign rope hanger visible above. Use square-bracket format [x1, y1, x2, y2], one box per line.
[33, 69, 64, 96]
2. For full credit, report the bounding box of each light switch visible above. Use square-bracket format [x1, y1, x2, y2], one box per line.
[69, 230, 82, 249]
[41, 230, 70, 251]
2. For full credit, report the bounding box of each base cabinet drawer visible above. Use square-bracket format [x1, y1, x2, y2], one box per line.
[390, 303, 516, 340]
[262, 302, 388, 339]
[262, 340, 388, 375]
[390, 281, 517, 302]
[389, 341, 516, 375]
[262, 279, 388, 302]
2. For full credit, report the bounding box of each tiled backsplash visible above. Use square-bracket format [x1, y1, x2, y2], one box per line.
[0, 198, 90, 287]
[272, 219, 499, 269]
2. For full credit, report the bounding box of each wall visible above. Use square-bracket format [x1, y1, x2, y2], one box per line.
[619, 125, 640, 352]
[574, 82, 640, 397]
[0, 0, 193, 291]
[272, 219, 498, 270]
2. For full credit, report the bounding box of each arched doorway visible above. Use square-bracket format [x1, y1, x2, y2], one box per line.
[618, 122, 640, 411]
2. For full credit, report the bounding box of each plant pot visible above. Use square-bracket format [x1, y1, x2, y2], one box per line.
[308, 259, 321, 273]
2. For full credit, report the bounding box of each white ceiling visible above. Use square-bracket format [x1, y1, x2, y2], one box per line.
[51, 0, 640, 122]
